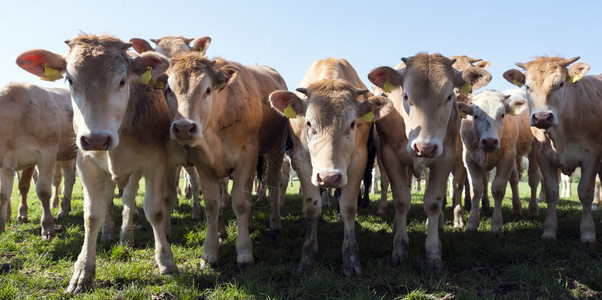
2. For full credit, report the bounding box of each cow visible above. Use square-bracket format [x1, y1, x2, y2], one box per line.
[130, 36, 212, 57]
[457, 90, 537, 233]
[164, 52, 288, 269]
[269, 57, 391, 276]
[0, 83, 77, 238]
[504, 56, 602, 246]
[16, 34, 177, 292]
[368, 53, 491, 270]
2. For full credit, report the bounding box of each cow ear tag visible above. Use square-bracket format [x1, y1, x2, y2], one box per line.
[383, 82, 395, 93]
[138, 66, 152, 85]
[512, 79, 522, 87]
[459, 83, 472, 94]
[216, 81, 226, 91]
[284, 104, 297, 118]
[569, 75, 580, 84]
[459, 110, 467, 118]
[361, 109, 375, 123]
[154, 80, 165, 89]
[42, 64, 63, 82]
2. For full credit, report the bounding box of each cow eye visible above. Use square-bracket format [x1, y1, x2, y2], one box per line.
[306, 121, 311, 128]
[559, 82, 564, 88]
[525, 85, 530, 91]
[473, 115, 479, 120]
[447, 94, 453, 102]
[403, 93, 413, 105]
[501, 113, 505, 119]
[350, 121, 356, 129]
[205, 87, 211, 96]
[119, 79, 126, 88]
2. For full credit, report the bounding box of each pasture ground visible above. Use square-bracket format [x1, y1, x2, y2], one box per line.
[0, 178, 601, 299]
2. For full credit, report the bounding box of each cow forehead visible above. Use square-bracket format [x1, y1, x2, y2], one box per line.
[156, 38, 191, 57]
[66, 37, 130, 80]
[472, 91, 506, 116]
[305, 80, 359, 128]
[524, 58, 566, 89]
[169, 53, 216, 93]
[403, 54, 455, 96]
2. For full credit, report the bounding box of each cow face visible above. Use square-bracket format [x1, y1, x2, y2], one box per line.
[503, 56, 589, 129]
[369, 53, 491, 158]
[270, 79, 391, 188]
[458, 91, 527, 152]
[16, 35, 169, 151]
[166, 53, 238, 146]
[130, 36, 212, 57]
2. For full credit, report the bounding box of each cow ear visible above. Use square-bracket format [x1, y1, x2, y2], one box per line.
[505, 99, 527, 116]
[269, 90, 306, 118]
[503, 69, 526, 87]
[214, 65, 239, 92]
[192, 36, 212, 56]
[456, 67, 491, 92]
[16, 49, 67, 81]
[368, 66, 402, 93]
[357, 96, 393, 122]
[567, 62, 590, 84]
[132, 52, 170, 76]
[129, 38, 154, 54]
[457, 102, 473, 118]
[475, 60, 491, 70]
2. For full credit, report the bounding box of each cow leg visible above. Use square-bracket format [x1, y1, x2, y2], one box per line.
[423, 160, 451, 271]
[593, 175, 601, 211]
[120, 172, 140, 245]
[141, 152, 177, 276]
[527, 144, 540, 218]
[465, 159, 485, 233]
[452, 164, 467, 228]
[197, 167, 222, 269]
[229, 153, 257, 269]
[267, 150, 285, 236]
[481, 171, 491, 214]
[17, 166, 35, 223]
[383, 152, 411, 267]
[56, 160, 76, 221]
[51, 163, 62, 208]
[377, 158, 390, 216]
[539, 155, 560, 240]
[0, 169, 15, 233]
[185, 166, 203, 221]
[278, 157, 290, 212]
[576, 157, 598, 247]
[68, 154, 110, 293]
[510, 162, 522, 216]
[101, 180, 116, 242]
[490, 156, 515, 234]
[35, 155, 57, 240]
[291, 150, 323, 273]
[163, 161, 181, 239]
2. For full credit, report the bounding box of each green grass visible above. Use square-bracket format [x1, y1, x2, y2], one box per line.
[0, 178, 601, 299]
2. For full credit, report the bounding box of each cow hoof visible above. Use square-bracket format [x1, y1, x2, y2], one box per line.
[453, 221, 464, 229]
[17, 216, 28, 223]
[237, 261, 254, 271]
[266, 229, 281, 240]
[55, 211, 68, 222]
[528, 213, 538, 220]
[67, 267, 94, 294]
[200, 259, 217, 271]
[41, 229, 56, 241]
[512, 210, 522, 216]
[581, 240, 597, 249]
[342, 263, 362, 277]
[592, 204, 599, 211]
[465, 226, 477, 234]
[541, 233, 557, 241]
[101, 234, 114, 243]
[159, 264, 179, 276]
[428, 258, 443, 272]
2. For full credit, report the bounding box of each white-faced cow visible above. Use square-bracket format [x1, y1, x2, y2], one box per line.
[269, 57, 391, 276]
[16, 34, 177, 292]
[165, 52, 288, 269]
[504, 56, 602, 246]
[457, 90, 537, 233]
[368, 53, 491, 270]
[0, 83, 77, 238]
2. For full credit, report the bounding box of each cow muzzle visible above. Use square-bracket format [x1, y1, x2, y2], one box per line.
[171, 119, 201, 142]
[79, 132, 114, 151]
[479, 137, 499, 152]
[412, 142, 438, 158]
[314, 170, 346, 188]
[531, 111, 555, 129]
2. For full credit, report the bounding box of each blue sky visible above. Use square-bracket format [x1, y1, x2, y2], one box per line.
[1, 1, 600, 93]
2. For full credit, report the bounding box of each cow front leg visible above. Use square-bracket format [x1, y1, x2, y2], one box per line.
[527, 145, 540, 219]
[452, 163, 467, 228]
[120, 172, 140, 245]
[56, 160, 76, 221]
[339, 182, 362, 276]
[230, 155, 257, 270]
[423, 161, 452, 271]
[388, 164, 411, 267]
[509, 162, 522, 216]
[198, 167, 222, 269]
[490, 156, 514, 234]
[35, 155, 57, 240]
[465, 161, 485, 233]
[539, 157, 559, 240]
[17, 166, 35, 223]
[0, 169, 15, 233]
[68, 155, 110, 293]
[185, 166, 203, 221]
[577, 159, 598, 247]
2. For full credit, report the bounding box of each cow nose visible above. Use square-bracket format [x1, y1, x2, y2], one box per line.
[172, 121, 198, 140]
[480, 137, 499, 152]
[316, 172, 343, 188]
[413, 142, 438, 158]
[531, 112, 554, 129]
[80, 133, 112, 151]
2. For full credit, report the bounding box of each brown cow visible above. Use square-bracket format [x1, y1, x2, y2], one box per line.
[269, 57, 391, 276]
[165, 52, 288, 269]
[458, 90, 536, 233]
[0, 84, 77, 238]
[16, 34, 177, 292]
[504, 56, 602, 246]
[368, 53, 491, 270]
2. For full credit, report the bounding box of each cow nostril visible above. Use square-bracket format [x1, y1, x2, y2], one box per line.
[545, 113, 554, 122]
[189, 123, 197, 135]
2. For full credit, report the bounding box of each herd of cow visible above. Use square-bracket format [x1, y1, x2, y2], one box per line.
[1, 34, 601, 293]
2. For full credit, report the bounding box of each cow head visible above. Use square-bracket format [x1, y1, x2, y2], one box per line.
[130, 36, 212, 57]
[368, 53, 491, 158]
[451, 55, 491, 103]
[269, 79, 391, 188]
[503, 56, 588, 129]
[458, 90, 527, 152]
[166, 53, 238, 146]
[16, 34, 169, 151]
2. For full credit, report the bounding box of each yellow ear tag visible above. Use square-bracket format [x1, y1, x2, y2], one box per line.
[42, 64, 63, 82]
[459, 83, 472, 94]
[154, 80, 165, 90]
[459, 110, 467, 119]
[569, 75, 579, 84]
[512, 79, 522, 87]
[138, 66, 153, 85]
[361, 109, 375, 123]
[283, 104, 297, 118]
[383, 82, 395, 93]
[216, 81, 226, 91]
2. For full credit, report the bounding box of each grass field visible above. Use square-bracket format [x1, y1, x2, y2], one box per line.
[0, 178, 601, 299]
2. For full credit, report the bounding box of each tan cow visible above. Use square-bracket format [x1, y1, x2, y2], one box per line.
[504, 56, 602, 246]
[130, 36, 212, 57]
[0, 84, 77, 238]
[269, 57, 390, 276]
[368, 53, 491, 270]
[165, 52, 288, 269]
[16, 34, 177, 292]
[458, 90, 537, 233]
